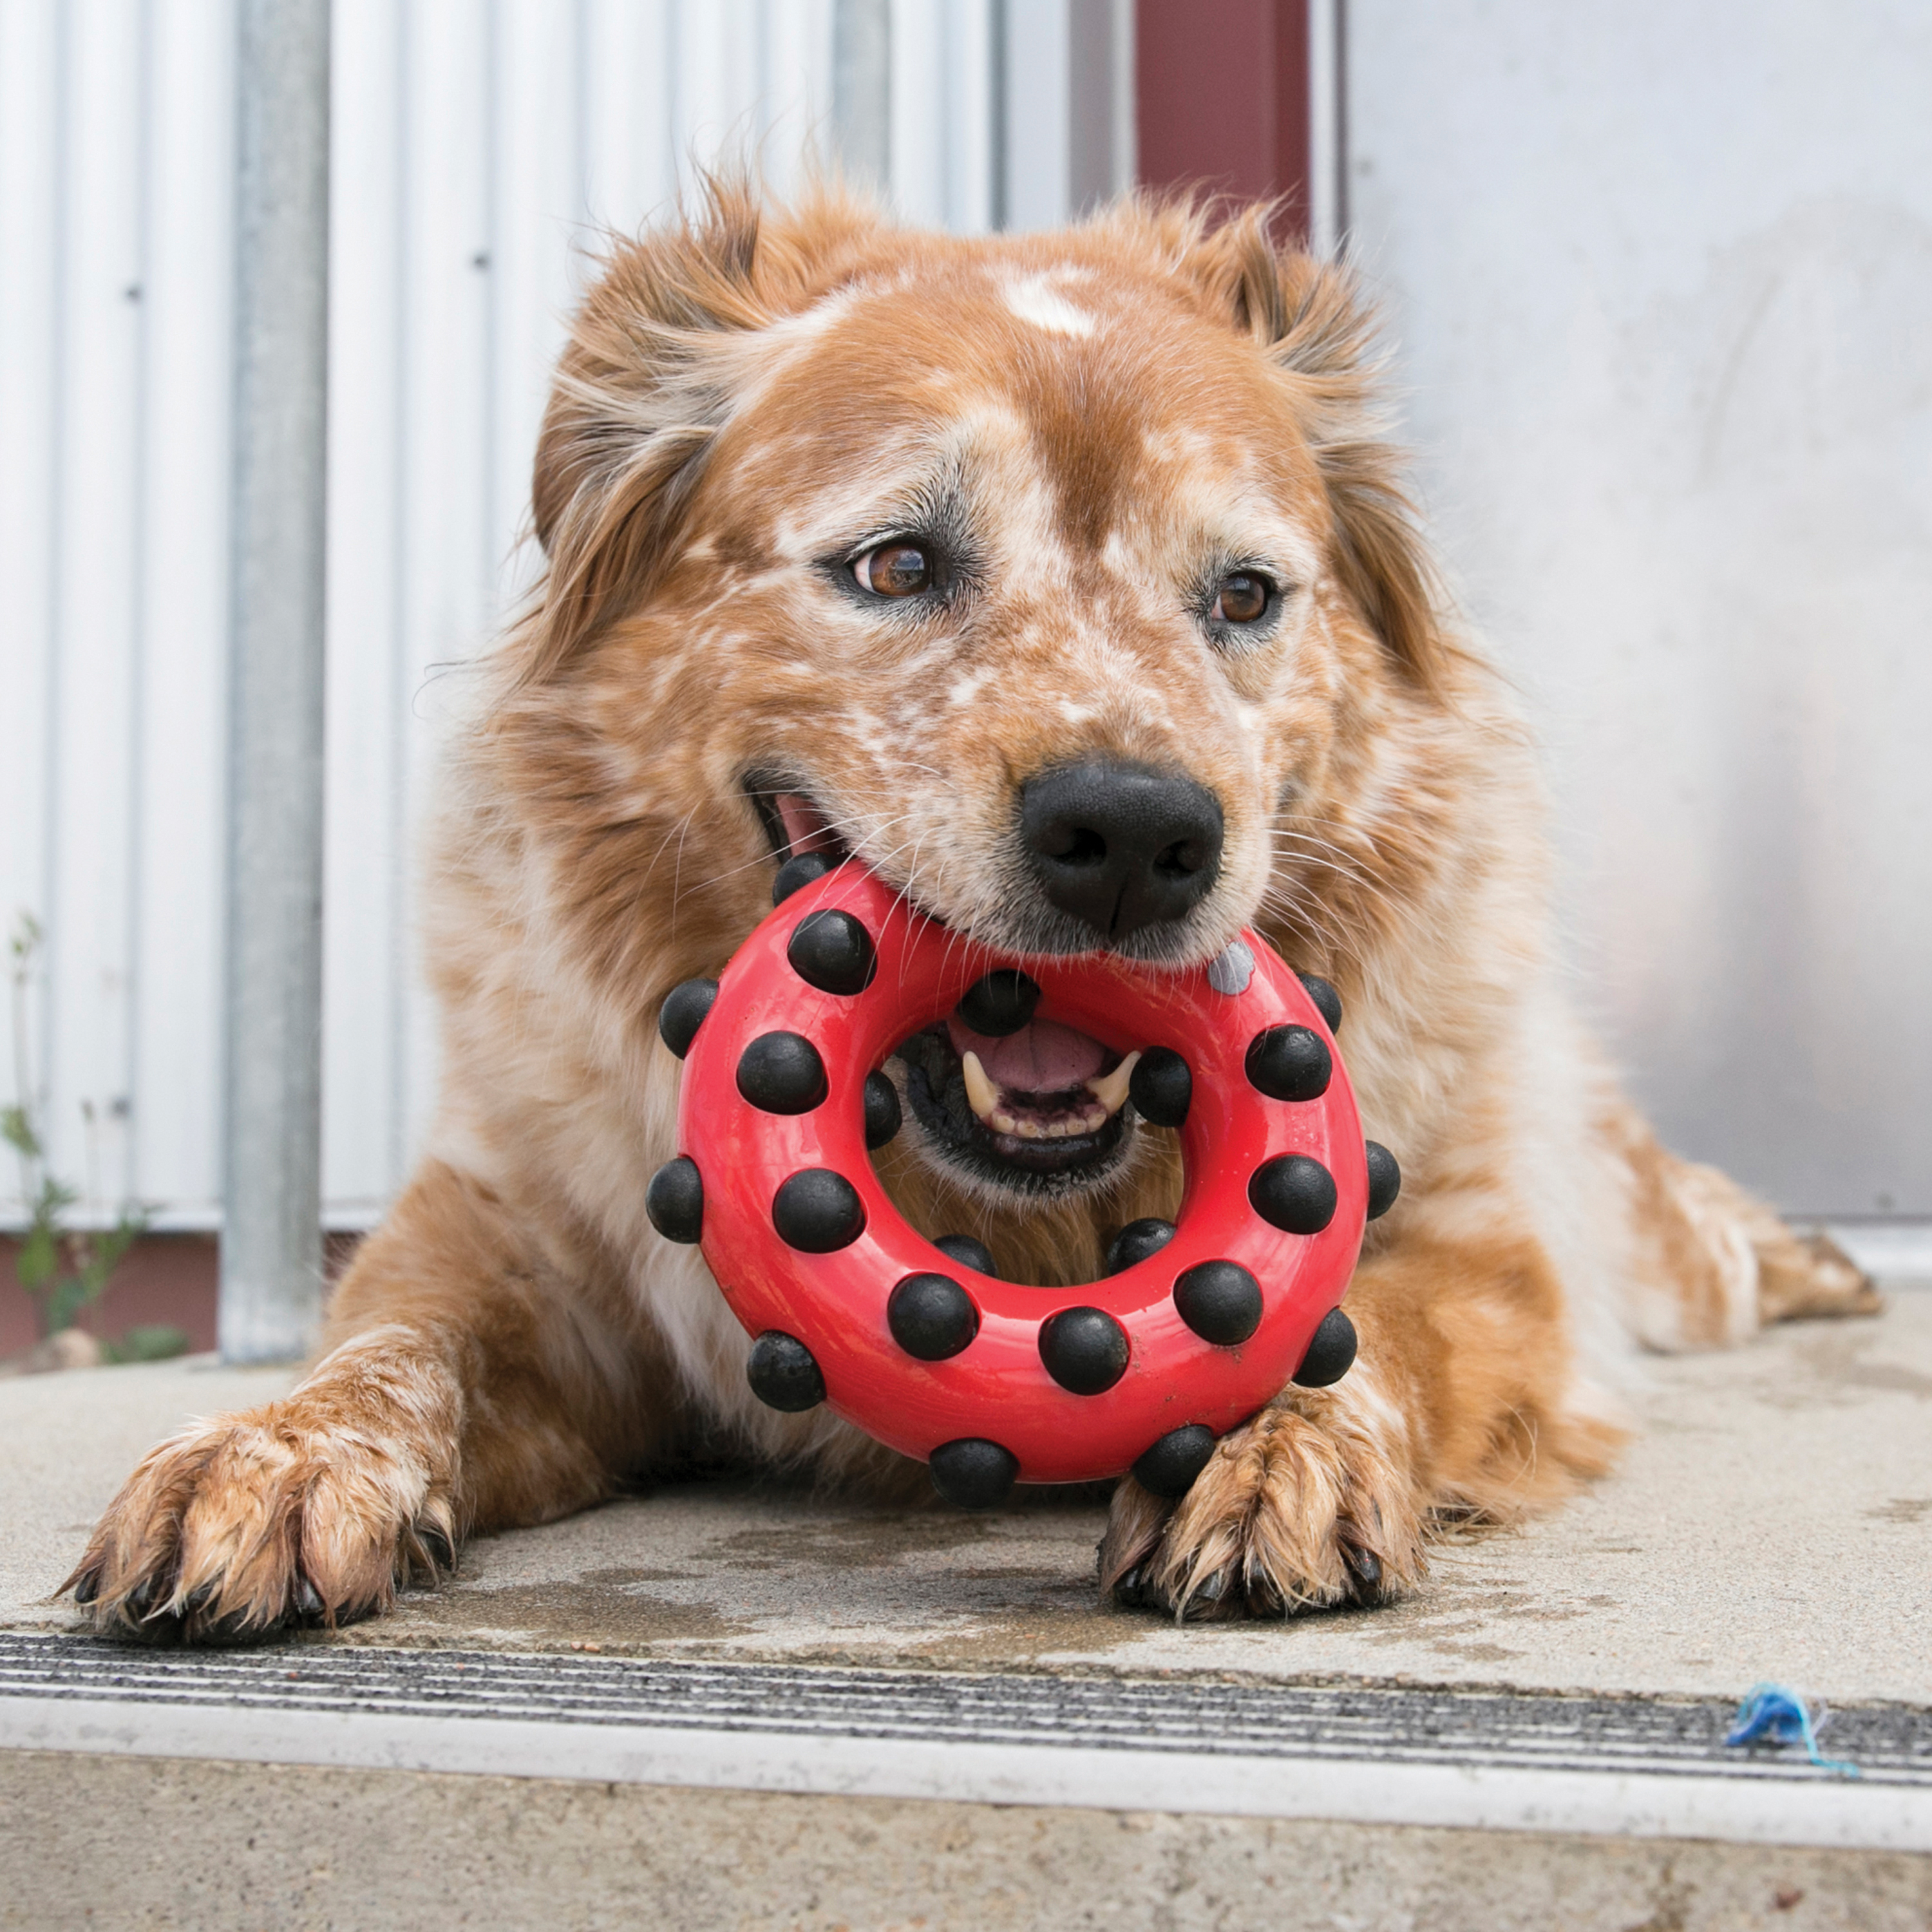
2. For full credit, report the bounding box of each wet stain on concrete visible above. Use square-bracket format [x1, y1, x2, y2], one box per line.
[1866, 1497, 1932, 1524]
[395, 1581, 757, 1645]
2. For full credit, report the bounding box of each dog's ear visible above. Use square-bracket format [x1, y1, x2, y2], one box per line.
[520, 179, 873, 686]
[1189, 208, 1455, 696]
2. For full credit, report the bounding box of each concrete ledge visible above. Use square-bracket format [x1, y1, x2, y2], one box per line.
[6, 1748, 1932, 1932]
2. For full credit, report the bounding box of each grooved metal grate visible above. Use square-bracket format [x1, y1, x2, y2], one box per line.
[3, 1634, 1926, 1786]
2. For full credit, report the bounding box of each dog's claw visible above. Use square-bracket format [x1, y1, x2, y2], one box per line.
[418, 1526, 454, 1571]
[294, 1575, 326, 1622]
[1343, 1542, 1387, 1604]
[1112, 1563, 1150, 1609]
[70, 1567, 100, 1606]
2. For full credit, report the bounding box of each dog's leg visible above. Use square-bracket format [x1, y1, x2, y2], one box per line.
[67, 1159, 659, 1642]
[1100, 1229, 1624, 1622]
[1605, 1104, 1879, 1347]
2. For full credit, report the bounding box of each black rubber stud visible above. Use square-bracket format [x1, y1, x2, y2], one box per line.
[1106, 1217, 1177, 1275]
[933, 1233, 997, 1276]
[772, 1168, 866, 1252]
[746, 1331, 826, 1411]
[1244, 1024, 1332, 1103]
[1292, 1306, 1358, 1387]
[1037, 1307, 1130, 1395]
[1173, 1260, 1264, 1346]
[1297, 972, 1343, 1034]
[645, 1156, 703, 1243]
[864, 1070, 902, 1148]
[929, 1438, 1019, 1510]
[956, 970, 1040, 1037]
[658, 978, 717, 1059]
[1365, 1141, 1401, 1220]
[1248, 1154, 1338, 1235]
[887, 1273, 979, 1361]
[1128, 1046, 1191, 1128]
[772, 850, 836, 905]
[736, 1031, 828, 1114]
[1132, 1423, 1217, 1499]
[786, 909, 877, 996]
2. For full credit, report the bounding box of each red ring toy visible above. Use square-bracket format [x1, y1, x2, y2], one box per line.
[649, 863, 1397, 1506]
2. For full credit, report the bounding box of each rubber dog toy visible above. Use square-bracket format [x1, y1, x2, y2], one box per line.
[647, 862, 1399, 1508]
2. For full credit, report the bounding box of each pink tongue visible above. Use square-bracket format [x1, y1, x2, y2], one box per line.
[948, 1017, 1109, 1094]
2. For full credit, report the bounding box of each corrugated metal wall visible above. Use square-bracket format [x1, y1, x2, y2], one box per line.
[1, 0, 1103, 1231]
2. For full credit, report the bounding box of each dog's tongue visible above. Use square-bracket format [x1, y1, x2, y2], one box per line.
[947, 1016, 1108, 1094]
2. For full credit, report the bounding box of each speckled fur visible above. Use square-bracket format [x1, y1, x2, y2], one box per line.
[68, 183, 1874, 1641]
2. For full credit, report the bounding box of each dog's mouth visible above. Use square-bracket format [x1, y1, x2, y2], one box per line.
[897, 1017, 1137, 1195]
[748, 780, 1139, 1197]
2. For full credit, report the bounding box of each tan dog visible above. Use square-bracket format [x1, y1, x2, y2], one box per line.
[70, 184, 1873, 1641]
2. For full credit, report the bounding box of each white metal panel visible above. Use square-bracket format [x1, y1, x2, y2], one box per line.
[0, 0, 61, 1157]
[1348, 1, 1932, 1215]
[321, 0, 408, 1217]
[131, 0, 234, 1213]
[44, 0, 146, 1209]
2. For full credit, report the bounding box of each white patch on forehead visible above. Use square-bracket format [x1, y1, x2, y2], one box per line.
[1005, 272, 1097, 339]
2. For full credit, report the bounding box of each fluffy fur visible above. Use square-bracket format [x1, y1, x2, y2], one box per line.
[69, 184, 1874, 1641]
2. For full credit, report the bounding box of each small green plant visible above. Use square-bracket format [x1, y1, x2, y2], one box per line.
[6, 912, 150, 1341]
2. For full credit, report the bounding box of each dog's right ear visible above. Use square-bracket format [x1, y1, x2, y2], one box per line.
[519, 181, 872, 687]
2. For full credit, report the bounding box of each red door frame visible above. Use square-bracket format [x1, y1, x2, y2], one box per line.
[1135, 0, 1312, 239]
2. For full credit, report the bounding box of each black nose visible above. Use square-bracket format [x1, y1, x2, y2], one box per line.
[1019, 761, 1224, 942]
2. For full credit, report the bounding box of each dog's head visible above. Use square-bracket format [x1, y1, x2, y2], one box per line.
[502, 183, 1456, 1215]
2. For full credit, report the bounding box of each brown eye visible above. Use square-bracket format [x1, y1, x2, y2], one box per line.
[855, 543, 934, 598]
[1213, 572, 1271, 624]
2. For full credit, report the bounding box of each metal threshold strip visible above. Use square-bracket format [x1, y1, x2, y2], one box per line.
[2, 1633, 1927, 1852]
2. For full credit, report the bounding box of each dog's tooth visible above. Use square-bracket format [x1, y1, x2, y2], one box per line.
[990, 1110, 1019, 1135]
[1086, 1050, 1141, 1117]
[961, 1050, 1000, 1123]
[1016, 1120, 1043, 1140]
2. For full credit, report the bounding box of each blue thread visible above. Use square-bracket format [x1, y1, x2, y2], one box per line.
[1725, 1683, 1860, 1777]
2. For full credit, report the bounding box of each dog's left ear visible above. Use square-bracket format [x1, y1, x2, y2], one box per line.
[1191, 209, 1455, 697]
[518, 178, 876, 687]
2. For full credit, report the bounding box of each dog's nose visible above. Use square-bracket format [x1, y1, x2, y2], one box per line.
[1019, 761, 1224, 942]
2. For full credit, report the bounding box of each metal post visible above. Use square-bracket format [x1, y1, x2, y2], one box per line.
[832, 0, 891, 191]
[220, 0, 330, 1363]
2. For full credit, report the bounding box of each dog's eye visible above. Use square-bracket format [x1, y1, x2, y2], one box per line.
[853, 544, 935, 598]
[1211, 572, 1272, 624]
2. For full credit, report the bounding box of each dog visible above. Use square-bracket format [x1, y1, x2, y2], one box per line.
[68, 182, 1875, 1641]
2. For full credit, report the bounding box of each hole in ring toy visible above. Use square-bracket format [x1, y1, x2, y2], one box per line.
[648, 863, 1399, 1510]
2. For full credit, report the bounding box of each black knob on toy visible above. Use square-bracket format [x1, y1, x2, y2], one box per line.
[1291, 1307, 1358, 1387]
[1128, 1047, 1191, 1127]
[772, 1168, 866, 1251]
[1037, 1307, 1131, 1395]
[1365, 1141, 1401, 1220]
[786, 909, 877, 996]
[1132, 1423, 1218, 1499]
[737, 1032, 829, 1114]
[955, 970, 1040, 1037]
[863, 1070, 902, 1148]
[658, 978, 718, 1059]
[747, 1331, 826, 1411]
[1296, 972, 1343, 1032]
[1245, 1024, 1332, 1102]
[772, 851, 836, 904]
[933, 1233, 998, 1276]
[1248, 1154, 1338, 1235]
[928, 1437, 1019, 1509]
[645, 1156, 703, 1244]
[888, 1274, 980, 1361]
[1172, 1260, 1264, 1346]
[1106, 1217, 1176, 1274]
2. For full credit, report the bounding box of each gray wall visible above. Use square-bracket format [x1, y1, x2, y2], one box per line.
[1349, 1, 1932, 1217]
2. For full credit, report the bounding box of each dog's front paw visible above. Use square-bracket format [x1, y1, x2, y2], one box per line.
[66, 1383, 457, 1644]
[1098, 1383, 1425, 1622]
